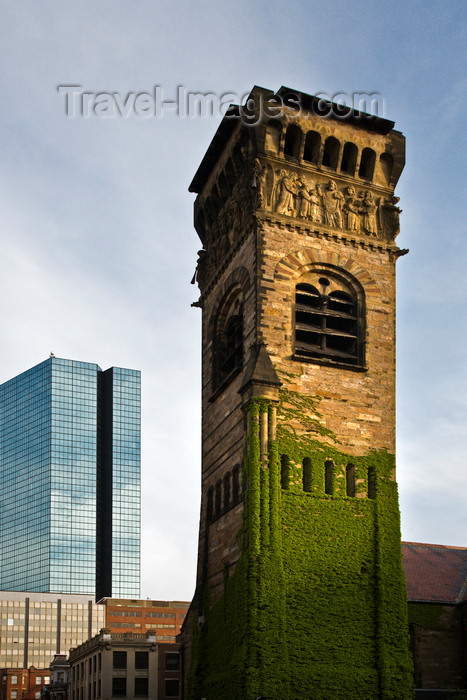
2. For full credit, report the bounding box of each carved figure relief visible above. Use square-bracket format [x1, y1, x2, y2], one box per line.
[319, 180, 344, 228]
[275, 170, 300, 215]
[297, 178, 322, 222]
[256, 163, 402, 242]
[361, 190, 378, 236]
[380, 195, 401, 240]
[344, 186, 361, 232]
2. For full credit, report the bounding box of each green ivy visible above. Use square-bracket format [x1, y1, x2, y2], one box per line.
[408, 602, 450, 631]
[187, 374, 413, 699]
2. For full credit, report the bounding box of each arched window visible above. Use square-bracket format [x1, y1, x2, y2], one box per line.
[359, 147, 376, 180]
[324, 461, 334, 495]
[340, 142, 358, 175]
[303, 131, 321, 164]
[322, 137, 340, 169]
[294, 271, 364, 366]
[380, 153, 394, 185]
[264, 120, 282, 154]
[280, 454, 290, 490]
[302, 457, 312, 493]
[284, 124, 302, 159]
[346, 464, 356, 497]
[213, 290, 244, 389]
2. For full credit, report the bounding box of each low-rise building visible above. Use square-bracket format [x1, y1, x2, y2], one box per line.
[68, 629, 159, 700]
[43, 655, 69, 700]
[0, 666, 50, 700]
[403, 541, 467, 693]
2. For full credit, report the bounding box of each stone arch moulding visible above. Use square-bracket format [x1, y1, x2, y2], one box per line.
[207, 266, 251, 336]
[273, 248, 379, 302]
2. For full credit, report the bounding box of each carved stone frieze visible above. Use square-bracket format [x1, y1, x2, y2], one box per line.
[194, 173, 256, 291]
[255, 163, 400, 242]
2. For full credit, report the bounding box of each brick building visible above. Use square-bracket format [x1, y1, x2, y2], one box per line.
[403, 542, 467, 692]
[182, 85, 413, 698]
[101, 599, 188, 643]
[0, 667, 50, 700]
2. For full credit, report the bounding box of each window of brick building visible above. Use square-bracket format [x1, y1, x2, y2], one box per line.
[165, 679, 180, 698]
[165, 652, 180, 671]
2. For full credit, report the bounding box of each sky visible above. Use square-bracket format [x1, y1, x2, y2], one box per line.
[1, 0, 467, 601]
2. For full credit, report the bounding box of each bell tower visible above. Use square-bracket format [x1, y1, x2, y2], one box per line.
[183, 87, 413, 700]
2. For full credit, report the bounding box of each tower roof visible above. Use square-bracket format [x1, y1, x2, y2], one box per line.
[189, 84, 397, 194]
[239, 342, 282, 403]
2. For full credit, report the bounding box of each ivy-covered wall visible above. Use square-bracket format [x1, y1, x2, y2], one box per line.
[187, 385, 413, 700]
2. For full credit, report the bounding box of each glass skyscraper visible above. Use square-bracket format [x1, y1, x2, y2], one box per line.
[0, 357, 140, 600]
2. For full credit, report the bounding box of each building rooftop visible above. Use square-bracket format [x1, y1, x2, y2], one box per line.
[402, 542, 467, 604]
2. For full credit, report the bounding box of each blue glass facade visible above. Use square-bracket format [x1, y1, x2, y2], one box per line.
[0, 358, 141, 599]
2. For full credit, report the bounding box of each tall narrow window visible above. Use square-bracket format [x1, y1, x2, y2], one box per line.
[214, 290, 244, 389]
[207, 487, 214, 522]
[322, 137, 340, 169]
[215, 480, 222, 515]
[368, 467, 376, 499]
[380, 152, 394, 185]
[324, 461, 334, 495]
[359, 147, 376, 180]
[280, 455, 290, 490]
[265, 119, 281, 154]
[303, 131, 321, 164]
[284, 124, 302, 159]
[346, 464, 356, 497]
[302, 457, 312, 493]
[294, 272, 363, 366]
[340, 142, 358, 175]
[232, 465, 241, 503]
[223, 472, 231, 510]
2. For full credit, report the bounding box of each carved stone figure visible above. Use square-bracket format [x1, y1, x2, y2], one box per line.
[253, 158, 267, 208]
[381, 195, 401, 240]
[275, 170, 299, 215]
[296, 178, 322, 222]
[344, 186, 361, 232]
[361, 190, 378, 236]
[320, 180, 344, 228]
[308, 187, 322, 223]
[194, 249, 209, 289]
[297, 178, 313, 219]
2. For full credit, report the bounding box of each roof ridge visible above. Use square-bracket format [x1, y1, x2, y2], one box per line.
[402, 541, 467, 552]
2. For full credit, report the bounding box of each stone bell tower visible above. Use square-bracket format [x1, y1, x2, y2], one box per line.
[182, 87, 413, 700]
